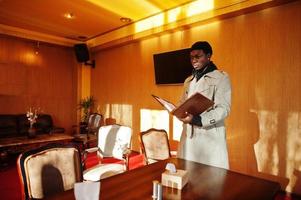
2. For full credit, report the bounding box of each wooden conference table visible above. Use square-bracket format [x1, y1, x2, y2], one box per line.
[47, 158, 280, 200]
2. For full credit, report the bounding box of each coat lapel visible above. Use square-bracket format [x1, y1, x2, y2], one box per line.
[189, 70, 221, 99]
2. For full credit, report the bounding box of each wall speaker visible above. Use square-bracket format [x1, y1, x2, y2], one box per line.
[74, 43, 90, 63]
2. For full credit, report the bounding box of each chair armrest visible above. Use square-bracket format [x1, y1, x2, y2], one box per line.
[85, 147, 100, 153]
[122, 148, 132, 171]
[82, 147, 104, 168]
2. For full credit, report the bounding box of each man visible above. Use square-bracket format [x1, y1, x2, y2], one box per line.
[177, 41, 231, 169]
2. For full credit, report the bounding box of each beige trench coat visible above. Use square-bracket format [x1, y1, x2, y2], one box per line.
[177, 70, 231, 169]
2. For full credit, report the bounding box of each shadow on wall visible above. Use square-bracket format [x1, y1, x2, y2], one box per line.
[245, 109, 260, 174]
[253, 110, 301, 194]
[229, 102, 290, 188]
[228, 81, 291, 191]
[245, 108, 291, 191]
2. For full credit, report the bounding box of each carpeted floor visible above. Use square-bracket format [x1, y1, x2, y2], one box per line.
[0, 155, 22, 200]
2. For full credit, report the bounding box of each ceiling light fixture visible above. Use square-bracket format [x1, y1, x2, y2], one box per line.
[120, 17, 132, 23]
[64, 12, 75, 19]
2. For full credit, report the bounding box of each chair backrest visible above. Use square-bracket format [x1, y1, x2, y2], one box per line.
[87, 113, 102, 134]
[17, 144, 82, 200]
[97, 125, 132, 159]
[140, 128, 171, 164]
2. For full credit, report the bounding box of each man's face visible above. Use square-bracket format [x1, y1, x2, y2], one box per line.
[190, 49, 211, 70]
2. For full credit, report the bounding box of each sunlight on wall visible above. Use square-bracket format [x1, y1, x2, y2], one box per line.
[167, 7, 181, 23]
[286, 112, 301, 193]
[173, 116, 183, 141]
[186, 0, 214, 17]
[135, 13, 164, 33]
[140, 108, 169, 133]
[253, 110, 279, 175]
[104, 104, 133, 127]
[134, 0, 214, 33]
[253, 109, 301, 193]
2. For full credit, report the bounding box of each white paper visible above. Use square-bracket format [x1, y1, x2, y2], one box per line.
[74, 181, 100, 200]
[152, 95, 176, 112]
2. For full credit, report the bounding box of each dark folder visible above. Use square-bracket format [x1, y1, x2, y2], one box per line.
[152, 93, 214, 118]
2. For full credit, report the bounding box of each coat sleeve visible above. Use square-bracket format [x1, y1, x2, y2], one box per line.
[200, 73, 231, 127]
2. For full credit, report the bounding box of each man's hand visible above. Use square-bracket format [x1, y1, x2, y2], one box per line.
[178, 112, 193, 124]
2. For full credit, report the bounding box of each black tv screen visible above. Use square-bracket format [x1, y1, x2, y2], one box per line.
[153, 48, 193, 85]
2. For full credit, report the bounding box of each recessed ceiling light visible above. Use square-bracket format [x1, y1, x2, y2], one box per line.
[120, 17, 132, 23]
[64, 12, 75, 19]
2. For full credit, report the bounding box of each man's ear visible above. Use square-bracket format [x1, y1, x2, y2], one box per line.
[207, 53, 211, 59]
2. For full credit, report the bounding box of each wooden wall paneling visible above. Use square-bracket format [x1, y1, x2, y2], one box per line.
[90, 1, 301, 195]
[0, 34, 78, 133]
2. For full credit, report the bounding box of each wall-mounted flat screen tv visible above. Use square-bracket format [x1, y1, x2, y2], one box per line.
[153, 48, 192, 85]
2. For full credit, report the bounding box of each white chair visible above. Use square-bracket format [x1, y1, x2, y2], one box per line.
[83, 124, 132, 181]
